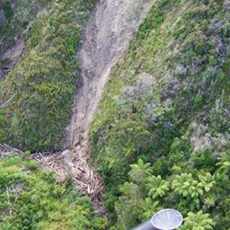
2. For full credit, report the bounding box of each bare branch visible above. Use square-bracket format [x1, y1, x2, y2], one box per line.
[0, 94, 16, 109]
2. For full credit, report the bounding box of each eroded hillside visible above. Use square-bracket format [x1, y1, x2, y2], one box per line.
[0, 0, 230, 229]
[63, 0, 154, 215]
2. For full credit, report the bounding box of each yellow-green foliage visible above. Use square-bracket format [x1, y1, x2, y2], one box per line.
[0, 155, 107, 229]
[0, 0, 95, 151]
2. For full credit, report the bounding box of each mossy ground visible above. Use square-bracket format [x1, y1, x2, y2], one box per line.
[91, 0, 230, 229]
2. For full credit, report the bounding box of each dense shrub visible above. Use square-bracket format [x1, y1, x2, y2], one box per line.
[0, 156, 107, 229]
[91, 0, 230, 228]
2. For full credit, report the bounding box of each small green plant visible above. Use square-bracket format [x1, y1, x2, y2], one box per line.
[181, 211, 215, 230]
[3, 0, 13, 20]
[146, 176, 169, 199]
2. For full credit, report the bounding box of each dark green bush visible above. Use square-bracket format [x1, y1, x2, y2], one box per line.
[2, 1, 13, 20]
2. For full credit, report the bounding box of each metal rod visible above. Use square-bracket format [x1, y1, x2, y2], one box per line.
[133, 220, 157, 230]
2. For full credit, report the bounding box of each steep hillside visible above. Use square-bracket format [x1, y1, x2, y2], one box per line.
[0, 0, 95, 151]
[0, 0, 229, 229]
[90, 0, 230, 229]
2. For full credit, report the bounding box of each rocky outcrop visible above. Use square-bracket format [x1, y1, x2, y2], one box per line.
[0, 38, 24, 80]
[224, 0, 230, 10]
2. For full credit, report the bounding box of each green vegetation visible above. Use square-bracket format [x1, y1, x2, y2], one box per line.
[0, 155, 106, 229]
[2, 1, 13, 20]
[0, 0, 95, 151]
[0, 0, 50, 53]
[91, 0, 230, 229]
[1, 0, 230, 229]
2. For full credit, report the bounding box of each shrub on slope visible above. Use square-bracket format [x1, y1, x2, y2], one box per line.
[91, 0, 230, 228]
[0, 0, 95, 151]
[0, 0, 51, 53]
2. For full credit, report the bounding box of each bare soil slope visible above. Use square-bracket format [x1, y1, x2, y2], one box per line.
[64, 0, 154, 213]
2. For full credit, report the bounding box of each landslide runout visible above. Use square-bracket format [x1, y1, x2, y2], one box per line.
[64, 0, 154, 213]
